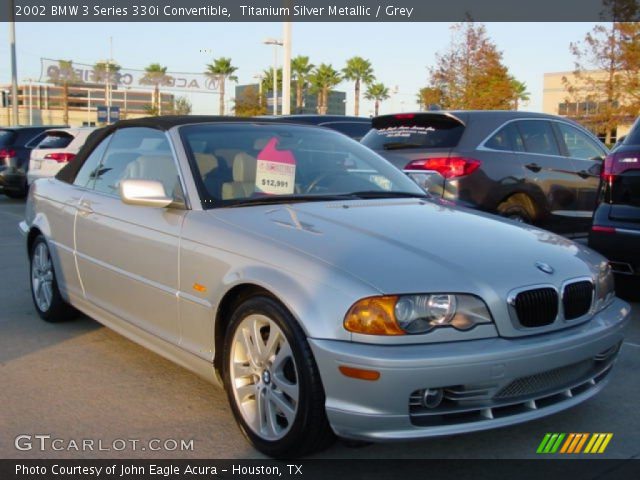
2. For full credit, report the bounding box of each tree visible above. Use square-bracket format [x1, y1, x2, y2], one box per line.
[172, 96, 192, 115]
[342, 56, 375, 116]
[365, 83, 390, 116]
[417, 86, 445, 111]
[47, 60, 82, 124]
[427, 21, 519, 110]
[140, 63, 172, 115]
[261, 67, 283, 105]
[510, 78, 530, 110]
[309, 63, 342, 115]
[234, 86, 267, 117]
[205, 57, 238, 115]
[563, 21, 640, 144]
[291, 56, 314, 113]
[92, 60, 121, 108]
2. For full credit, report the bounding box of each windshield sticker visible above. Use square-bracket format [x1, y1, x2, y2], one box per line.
[255, 137, 296, 195]
[377, 126, 436, 138]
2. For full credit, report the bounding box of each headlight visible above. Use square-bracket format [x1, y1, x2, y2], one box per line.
[595, 262, 615, 311]
[344, 294, 493, 335]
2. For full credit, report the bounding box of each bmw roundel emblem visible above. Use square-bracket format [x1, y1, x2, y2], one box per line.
[535, 262, 554, 275]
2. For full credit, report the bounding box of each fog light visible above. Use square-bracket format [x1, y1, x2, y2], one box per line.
[422, 388, 444, 409]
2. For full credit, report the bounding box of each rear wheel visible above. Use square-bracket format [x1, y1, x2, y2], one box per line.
[30, 235, 78, 322]
[223, 295, 334, 457]
[497, 195, 535, 224]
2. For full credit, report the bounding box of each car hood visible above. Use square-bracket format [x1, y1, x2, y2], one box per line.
[213, 198, 601, 294]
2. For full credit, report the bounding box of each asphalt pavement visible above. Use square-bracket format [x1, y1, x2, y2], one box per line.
[0, 195, 638, 460]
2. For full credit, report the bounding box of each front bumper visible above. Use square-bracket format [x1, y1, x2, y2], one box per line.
[310, 298, 630, 441]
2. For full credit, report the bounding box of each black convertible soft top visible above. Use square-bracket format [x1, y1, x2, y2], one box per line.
[55, 115, 285, 184]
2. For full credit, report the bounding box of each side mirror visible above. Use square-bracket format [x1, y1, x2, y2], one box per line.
[119, 179, 173, 208]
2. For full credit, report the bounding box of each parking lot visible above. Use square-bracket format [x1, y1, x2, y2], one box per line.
[0, 195, 638, 460]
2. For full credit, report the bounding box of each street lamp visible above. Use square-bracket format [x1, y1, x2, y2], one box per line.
[263, 38, 283, 115]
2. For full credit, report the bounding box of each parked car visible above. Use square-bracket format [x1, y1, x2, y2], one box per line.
[589, 117, 640, 299]
[361, 111, 608, 235]
[20, 116, 629, 457]
[266, 115, 372, 140]
[27, 127, 97, 185]
[0, 125, 67, 198]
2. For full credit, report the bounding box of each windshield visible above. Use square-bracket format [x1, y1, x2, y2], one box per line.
[180, 123, 426, 208]
[361, 114, 465, 150]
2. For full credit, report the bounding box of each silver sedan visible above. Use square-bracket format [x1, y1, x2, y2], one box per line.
[19, 117, 630, 457]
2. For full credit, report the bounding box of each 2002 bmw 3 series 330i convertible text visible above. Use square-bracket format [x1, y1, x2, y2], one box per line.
[19, 117, 630, 457]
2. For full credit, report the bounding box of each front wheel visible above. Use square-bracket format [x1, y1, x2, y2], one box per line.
[223, 295, 334, 457]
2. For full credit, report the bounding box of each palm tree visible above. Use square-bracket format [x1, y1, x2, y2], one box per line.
[365, 82, 390, 116]
[342, 57, 375, 116]
[510, 78, 530, 110]
[205, 57, 238, 115]
[291, 56, 314, 113]
[47, 60, 82, 124]
[309, 64, 342, 115]
[140, 63, 172, 115]
[92, 60, 120, 111]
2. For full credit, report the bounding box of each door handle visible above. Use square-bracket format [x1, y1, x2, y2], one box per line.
[577, 170, 591, 179]
[525, 163, 542, 173]
[77, 201, 94, 216]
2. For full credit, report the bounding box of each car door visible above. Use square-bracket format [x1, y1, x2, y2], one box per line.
[553, 121, 607, 219]
[74, 127, 187, 344]
[513, 119, 585, 233]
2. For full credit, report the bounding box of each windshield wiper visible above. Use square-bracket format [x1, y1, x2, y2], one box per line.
[222, 194, 357, 208]
[349, 190, 430, 199]
[382, 142, 425, 150]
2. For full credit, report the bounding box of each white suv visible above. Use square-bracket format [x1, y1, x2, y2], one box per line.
[27, 127, 96, 185]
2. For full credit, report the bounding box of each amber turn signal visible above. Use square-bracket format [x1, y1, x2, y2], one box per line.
[338, 365, 381, 381]
[344, 295, 405, 335]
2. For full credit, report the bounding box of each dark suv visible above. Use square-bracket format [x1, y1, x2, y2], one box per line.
[268, 115, 372, 140]
[589, 117, 640, 298]
[0, 125, 67, 198]
[361, 111, 608, 235]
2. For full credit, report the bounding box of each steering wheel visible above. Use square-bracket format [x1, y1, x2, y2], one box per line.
[304, 171, 349, 193]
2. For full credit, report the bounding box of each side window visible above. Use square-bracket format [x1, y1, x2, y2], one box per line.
[25, 132, 47, 148]
[516, 121, 560, 156]
[73, 134, 112, 188]
[556, 123, 605, 160]
[93, 127, 180, 198]
[485, 123, 525, 152]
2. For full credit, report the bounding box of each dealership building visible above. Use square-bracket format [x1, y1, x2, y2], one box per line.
[543, 70, 636, 144]
[0, 83, 174, 127]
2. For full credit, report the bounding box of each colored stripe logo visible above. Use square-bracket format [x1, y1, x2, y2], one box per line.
[537, 433, 613, 454]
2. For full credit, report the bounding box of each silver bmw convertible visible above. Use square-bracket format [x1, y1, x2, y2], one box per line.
[20, 117, 630, 457]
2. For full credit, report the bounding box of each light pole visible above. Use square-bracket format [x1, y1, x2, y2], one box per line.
[263, 38, 283, 115]
[282, 22, 292, 115]
[9, 0, 19, 125]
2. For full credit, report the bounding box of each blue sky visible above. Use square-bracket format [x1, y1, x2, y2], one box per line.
[0, 21, 600, 115]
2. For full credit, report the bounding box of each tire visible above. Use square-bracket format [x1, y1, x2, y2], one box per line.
[29, 235, 78, 322]
[5, 188, 27, 199]
[615, 275, 640, 302]
[223, 295, 334, 457]
[497, 198, 533, 224]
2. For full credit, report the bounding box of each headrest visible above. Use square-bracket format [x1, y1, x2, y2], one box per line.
[253, 138, 270, 150]
[233, 153, 257, 182]
[194, 153, 219, 176]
